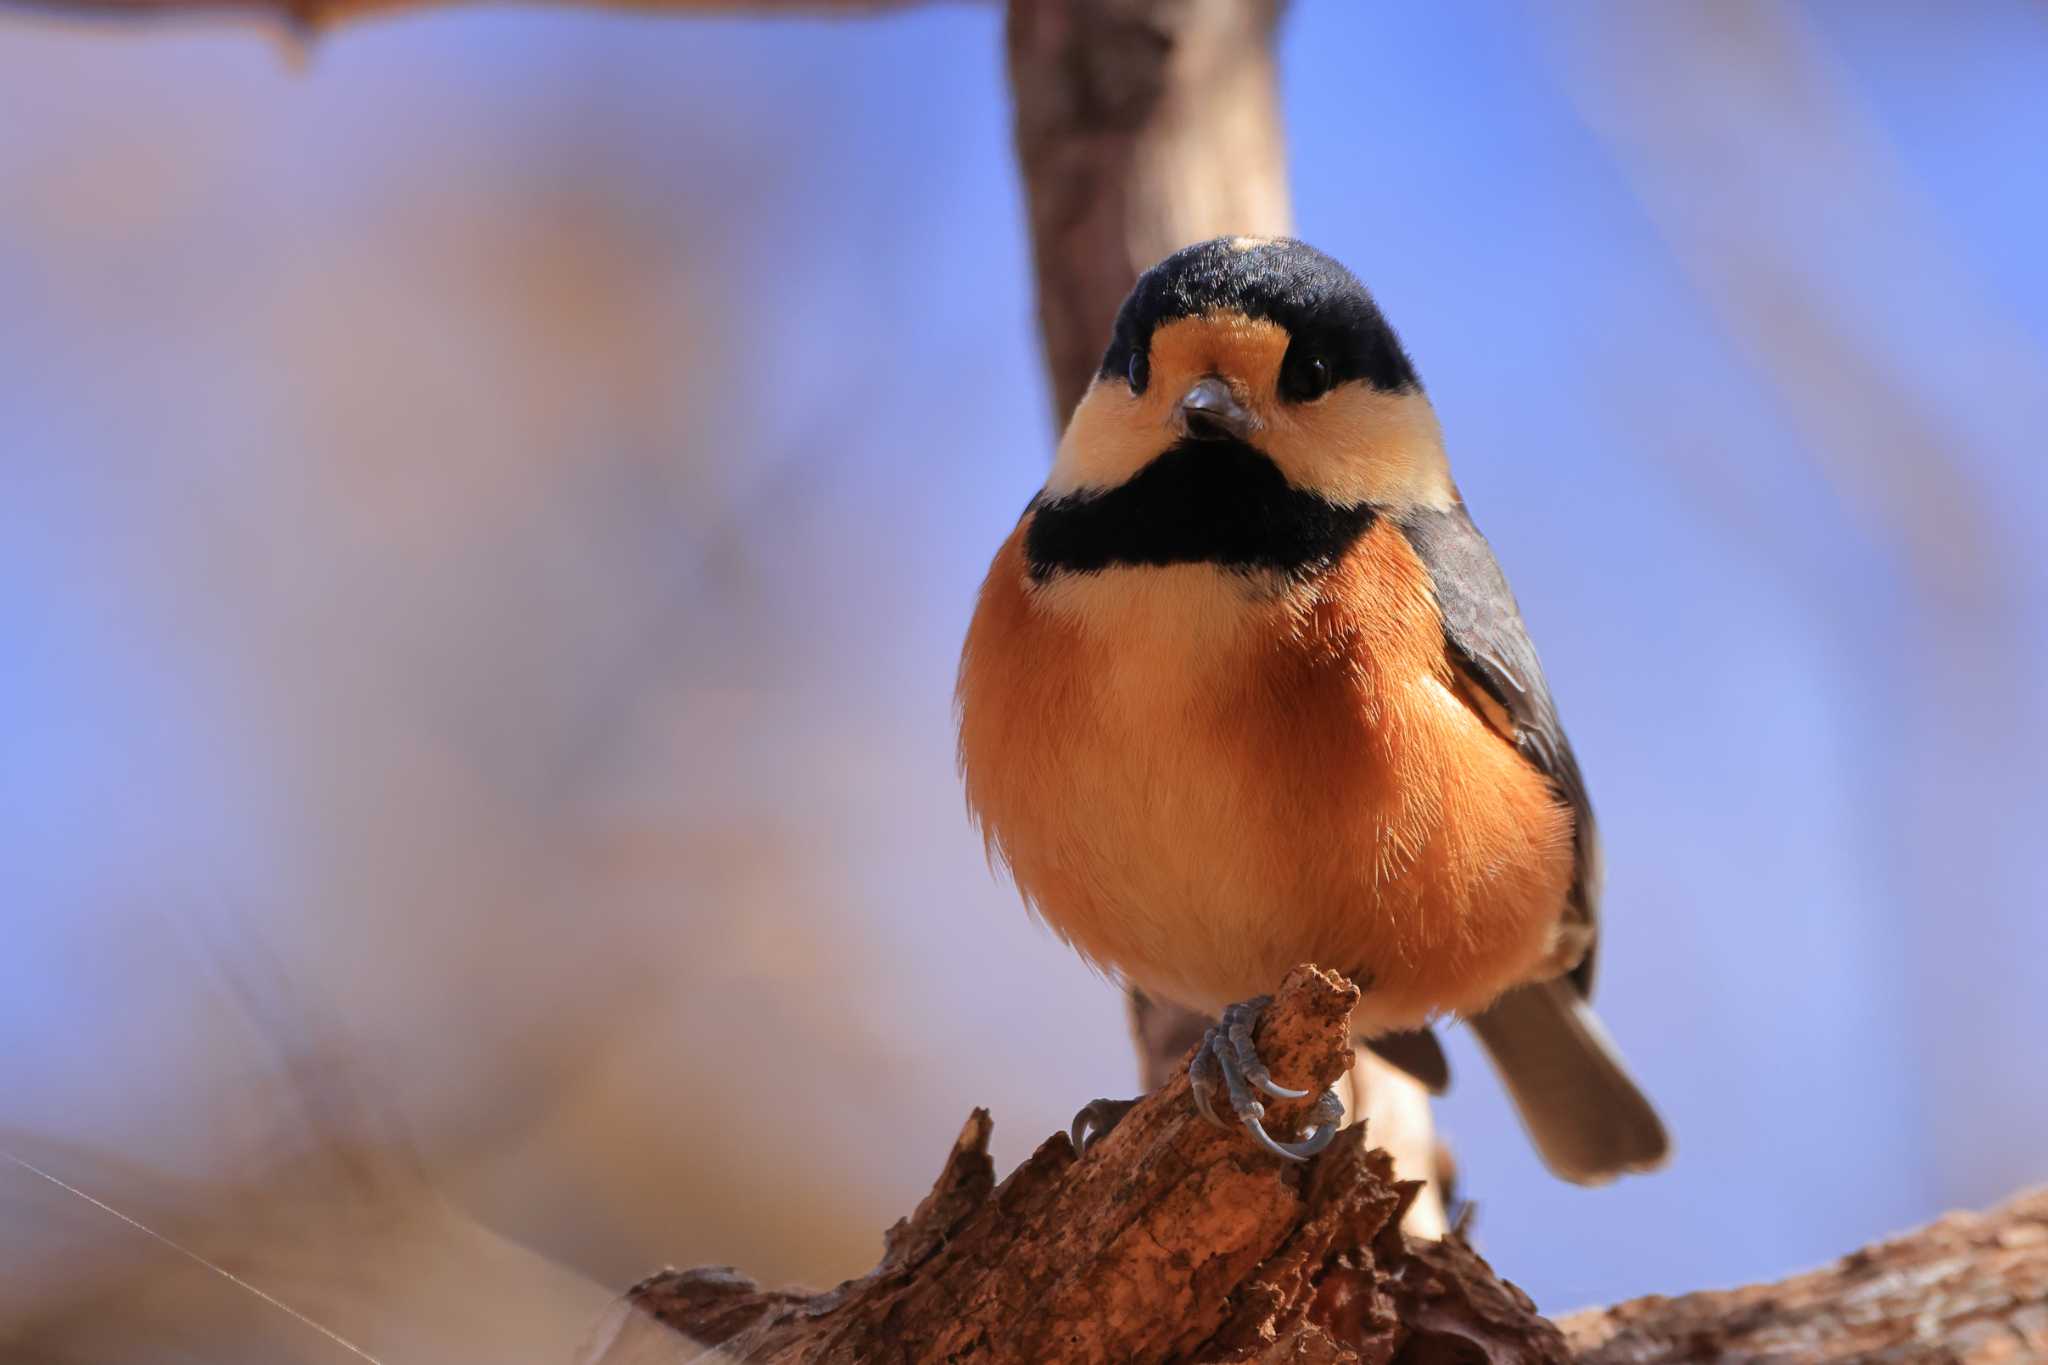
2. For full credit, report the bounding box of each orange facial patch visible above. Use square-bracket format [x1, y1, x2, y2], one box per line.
[1046, 313, 1287, 497]
[1259, 383, 1455, 511]
[1147, 313, 1291, 408]
[1046, 310, 1455, 512]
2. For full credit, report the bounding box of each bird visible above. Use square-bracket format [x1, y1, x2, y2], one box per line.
[956, 236, 1669, 1184]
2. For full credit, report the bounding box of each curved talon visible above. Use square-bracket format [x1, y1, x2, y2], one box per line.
[1070, 1097, 1140, 1155]
[1228, 1047, 1310, 1096]
[1250, 1074, 1310, 1101]
[1185, 997, 1343, 1163]
[1239, 1087, 1346, 1161]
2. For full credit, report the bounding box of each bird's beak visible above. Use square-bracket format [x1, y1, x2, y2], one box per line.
[1178, 377, 1257, 442]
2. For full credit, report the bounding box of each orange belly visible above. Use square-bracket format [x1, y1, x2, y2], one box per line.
[957, 519, 1575, 1031]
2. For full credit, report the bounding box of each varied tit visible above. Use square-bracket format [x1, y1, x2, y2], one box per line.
[957, 236, 1668, 1182]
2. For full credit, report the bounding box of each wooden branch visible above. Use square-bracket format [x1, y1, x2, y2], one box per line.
[1129, 991, 1448, 1240]
[1561, 1187, 2048, 1363]
[587, 1052, 2048, 1364]
[578, 964, 2048, 1361]
[586, 966, 1565, 1364]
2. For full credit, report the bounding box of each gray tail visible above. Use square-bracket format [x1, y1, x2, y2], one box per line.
[1469, 978, 1670, 1185]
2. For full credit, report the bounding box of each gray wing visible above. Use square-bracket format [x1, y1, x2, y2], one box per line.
[1397, 502, 1600, 997]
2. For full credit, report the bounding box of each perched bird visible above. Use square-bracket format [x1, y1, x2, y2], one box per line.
[957, 236, 1669, 1183]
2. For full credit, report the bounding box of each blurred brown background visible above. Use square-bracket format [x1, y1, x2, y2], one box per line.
[2, 3, 2045, 1361]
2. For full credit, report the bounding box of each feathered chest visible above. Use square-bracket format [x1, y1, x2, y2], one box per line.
[958, 518, 1574, 1025]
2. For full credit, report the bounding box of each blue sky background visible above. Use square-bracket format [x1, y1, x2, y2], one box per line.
[3, 1, 2045, 1353]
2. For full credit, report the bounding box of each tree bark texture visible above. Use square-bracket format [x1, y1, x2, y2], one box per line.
[592, 966, 1564, 1365]
[1559, 1188, 2048, 1363]
[590, 965, 2048, 1363]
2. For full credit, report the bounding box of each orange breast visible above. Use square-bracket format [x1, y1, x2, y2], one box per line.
[957, 518, 1574, 1031]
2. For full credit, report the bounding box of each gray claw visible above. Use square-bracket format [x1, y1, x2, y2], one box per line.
[1070, 1097, 1140, 1155]
[1224, 997, 1309, 1099]
[1185, 997, 1344, 1163]
[1241, 1087, 1344, 1162]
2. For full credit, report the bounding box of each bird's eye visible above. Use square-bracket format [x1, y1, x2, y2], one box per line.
[1281, 351, 1332, 402]
[1127, 349, 1150, 395]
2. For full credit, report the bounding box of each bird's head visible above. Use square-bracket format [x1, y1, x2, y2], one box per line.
[1041, 237, 1453, 536]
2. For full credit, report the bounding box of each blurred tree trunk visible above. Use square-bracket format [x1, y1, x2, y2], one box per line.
[1008, 0, 1291, 422]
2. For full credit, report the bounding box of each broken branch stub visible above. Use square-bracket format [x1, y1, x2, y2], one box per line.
[619, 964, 1565, 1364]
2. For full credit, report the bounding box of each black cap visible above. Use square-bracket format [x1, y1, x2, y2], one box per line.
[1098, 237, 1420, 396]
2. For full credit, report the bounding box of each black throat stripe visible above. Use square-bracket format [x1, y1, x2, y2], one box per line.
[1024, 439, 1377, 580]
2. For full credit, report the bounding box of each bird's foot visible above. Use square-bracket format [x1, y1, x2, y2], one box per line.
[1189, 995, 1345, 1162]
[1069, 1096, 1140, 1156]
